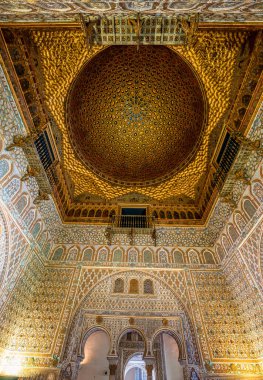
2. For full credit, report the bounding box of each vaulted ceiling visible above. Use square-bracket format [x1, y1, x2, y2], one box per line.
[0, 1, 262, 225]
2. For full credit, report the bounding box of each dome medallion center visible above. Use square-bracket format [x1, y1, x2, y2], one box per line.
[67, 46, 206, 186]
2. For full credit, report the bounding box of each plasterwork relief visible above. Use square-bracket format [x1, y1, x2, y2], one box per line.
[0, 1, 262, 23]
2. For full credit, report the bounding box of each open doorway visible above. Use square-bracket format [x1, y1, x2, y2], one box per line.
[124, 354, 147, 380]
[77, 330, 110, 380]
[153, 332, 183, 380]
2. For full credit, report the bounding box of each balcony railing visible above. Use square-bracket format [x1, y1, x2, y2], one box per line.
[110, 215, 155, 229]
[106, 215, 157, 245]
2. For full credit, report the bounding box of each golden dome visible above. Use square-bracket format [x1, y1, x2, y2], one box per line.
[67, 45, 206, 186]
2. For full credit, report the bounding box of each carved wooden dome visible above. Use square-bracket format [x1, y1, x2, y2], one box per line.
[67, 45, 206, 186]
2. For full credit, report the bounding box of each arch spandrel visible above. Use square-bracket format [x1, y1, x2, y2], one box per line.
[61, 269, 200, 369]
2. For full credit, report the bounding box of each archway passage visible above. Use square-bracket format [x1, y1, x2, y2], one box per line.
[125, 354, 147, 380]
[78, 330, 110, 380]
[118, 330, 146, 380]
[153, 332, 183, 380]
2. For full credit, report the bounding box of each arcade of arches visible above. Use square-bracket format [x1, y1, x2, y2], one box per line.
[0, 2, 263, 380]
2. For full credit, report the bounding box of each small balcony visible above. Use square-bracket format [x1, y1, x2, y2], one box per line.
[110, 215, 155, 229]
[106, 215, 157, 245]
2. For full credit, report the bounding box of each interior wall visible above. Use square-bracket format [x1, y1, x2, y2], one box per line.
[78, 331, 110, 380]
[163, 334, 184, 380]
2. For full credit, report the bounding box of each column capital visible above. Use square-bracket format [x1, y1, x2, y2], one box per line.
[144, 356, 155, 366]
[107, 355, 118, 365]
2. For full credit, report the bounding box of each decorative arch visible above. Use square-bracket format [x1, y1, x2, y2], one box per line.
[61, 269, 200, 371]
[0, 156, 12, 181]
[124, 352, 146, 378]
[228, 224, 239, 243]
[129, 278, 139, 294]
[252, 180, 263, 203]
[151, 328, 184, 361]
[113, 247, 124, 262]
[80, 326, 112, 357]
[31, 220, 41, 239]
[242, 197, 257, 219]
[3, 176, 21, 200]
[73, 269, 193, 323]
[158, 247, 168, 263]
[173, 249, 184, 264]
[82, 247, 94, 261]
[24, 207, 36, 228]
[14, 193, 29, 215]
[143, 279, 154, 294]
[67, 246, 79, 261]
[0, 207, 10, 288]
[203, 250, 215, 264]
[142, 248, 153, 263]
[97, 246, 109, 262]
[52, 246, 65, 261]
[127, 247, 139, 263]
[188, 249, 200, 264]
[215, 244, 225, 262]
[222, 235, 231, 254]
[117, 327, 147, 356]
[234, 212, 246, 232]
[114, 277, 124, 293]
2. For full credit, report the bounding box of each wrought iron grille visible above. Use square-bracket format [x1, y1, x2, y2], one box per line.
[110, 215, 155, 229]
[213, 132, 240, 191]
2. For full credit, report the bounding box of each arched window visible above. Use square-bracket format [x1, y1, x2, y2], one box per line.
[74, 209, 81, 217]
[82, 209, 88, 217]
[252, 181, 263, 202]
[234, 213, 246, 231]
[167, 211, 172, 219]
[114, 278, 124, 293]
[15, 194, 27, 214]
[180, 211, 186, 219]
[98, 248, 108, 262]
[228, 225, 239, 243]
[129, 279, 139, 294]
[32, 222, 41, 238]
[95, 209, 102, 217]
[159, 249, 168, 263]
[53, 247, 64, 261]
[204, 251, 215, 264]
[174, 211, 180, 219]
[187, 211, 194, 219]
[188, 250, 200, 264]
[83, 248, 93, 261]
[143, 250, 152, 263]
[128, 249, 138, 263]
[244, 199, 257, 218]
[216, 245, 225, 261]
[144, 279, 153, 294]
[102, 209, 109, 218]
[0, 159, 10, 179]
[173, 250, 184, 263]
[113, 249, 122, 262]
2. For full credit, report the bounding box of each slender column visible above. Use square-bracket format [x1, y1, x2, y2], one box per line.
[107, 355, 118, 380]
[144, 357, 155, 380]
[146, 364, 154, 380]
[109, 363, 117, 380]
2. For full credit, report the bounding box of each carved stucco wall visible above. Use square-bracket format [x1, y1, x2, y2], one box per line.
[0, 55, 262, 380]
[213, 163, 263, 377]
